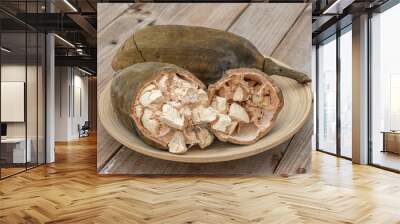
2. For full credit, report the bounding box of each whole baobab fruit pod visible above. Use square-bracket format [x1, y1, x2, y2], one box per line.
[112, 25, 310, 85]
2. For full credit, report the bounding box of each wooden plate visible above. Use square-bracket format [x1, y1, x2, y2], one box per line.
[99, 75, 312, 163]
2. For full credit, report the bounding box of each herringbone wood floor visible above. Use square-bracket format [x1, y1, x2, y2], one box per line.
[1, 135, 400, 224]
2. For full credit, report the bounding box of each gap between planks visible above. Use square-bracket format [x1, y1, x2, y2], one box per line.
[270, 4, 308, 56]
[98, 3, 133, 33]
[226, 3, 251, 31]
[97, 144, 125, 173]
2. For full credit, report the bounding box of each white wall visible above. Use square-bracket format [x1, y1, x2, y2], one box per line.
[1, 65, 37, 138]
[73, 75, 89, 136]
[54, 67, 89, 141]
[1, 65, 26, 81]
[55, 67, 70, 141]
[1, 65, 27, 140]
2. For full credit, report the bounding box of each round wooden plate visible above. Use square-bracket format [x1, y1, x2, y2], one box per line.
[99, 75, 313, 163]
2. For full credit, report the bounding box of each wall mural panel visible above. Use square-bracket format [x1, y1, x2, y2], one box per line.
[97, 3, 312, 176]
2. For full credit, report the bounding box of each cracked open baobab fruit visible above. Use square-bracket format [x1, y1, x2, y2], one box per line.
[111, 62, 215, 154]
[112, 25, 311, 85]
[207, 68, 284, 145]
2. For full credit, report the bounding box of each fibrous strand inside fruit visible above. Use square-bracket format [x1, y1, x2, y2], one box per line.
[210, 72, 282, 143]
[132, 72, 215, 154]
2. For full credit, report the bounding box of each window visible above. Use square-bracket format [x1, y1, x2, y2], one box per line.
[317, 36, 337, 154]
[370, 2, 400, 171]
[312, 46, 317, 150]
[0, 2, 47, 179]
[316, 25, 353, 159]
[339, 27, 352, 158]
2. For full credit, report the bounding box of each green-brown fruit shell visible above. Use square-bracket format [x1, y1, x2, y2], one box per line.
[112, 25, 310, 84]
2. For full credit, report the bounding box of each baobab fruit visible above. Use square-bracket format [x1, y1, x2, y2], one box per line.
[208, 68, 284, 145]
[111, 62, 217, 154]
[112, 25, 311, 84]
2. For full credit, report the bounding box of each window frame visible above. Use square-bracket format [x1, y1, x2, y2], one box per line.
[367, 0, 400, 173]
[315, 24, 353, 161]
[0, 0, 48, 180]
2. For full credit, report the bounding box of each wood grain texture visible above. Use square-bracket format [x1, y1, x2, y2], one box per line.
[97, 3, 312, 175]
[274, 115, 313, 176]
[2, 136, 400, 223]
[271, 4, 312, 75]
[88, 77, 97, 132]
[101, 143, 287, 175]
[228, 3, 306, 56]
[97, 3, 133, 32]
[270, 4, 313, 176]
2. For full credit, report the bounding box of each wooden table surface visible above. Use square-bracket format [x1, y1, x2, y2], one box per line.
[97, 3, 312, 175]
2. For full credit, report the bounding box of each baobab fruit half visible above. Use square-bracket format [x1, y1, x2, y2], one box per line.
[208, 68, 284, 145]
[111, 62, 215, 154]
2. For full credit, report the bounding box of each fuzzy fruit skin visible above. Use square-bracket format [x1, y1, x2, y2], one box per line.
[208, 68, 284, 145]
[110, 62, 205, 150]
[112, 25, 310, 84]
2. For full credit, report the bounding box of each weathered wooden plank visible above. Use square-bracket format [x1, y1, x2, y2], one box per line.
[100, 141, 288, 175]
[97, 4, 129, 169]
[271, 4, 312, 176]
[97, 3, 133, 32]
[96, 120, 122, 171]
[97, 3, 248, 169]
[274, 117, 313, 176]
[271, 4, 312, 75]
[151, 3, 249, 28]
[98, 4, 157, 94]
[228, 3, 306, 56]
